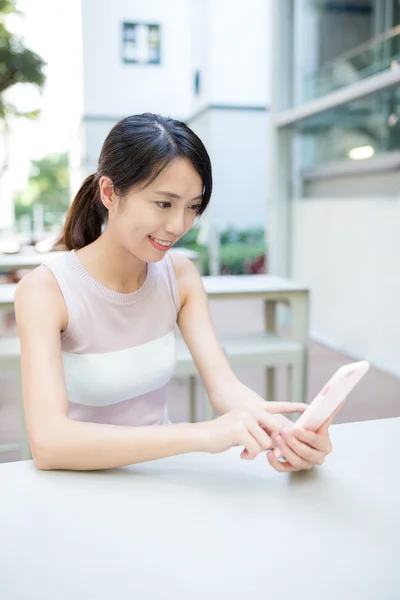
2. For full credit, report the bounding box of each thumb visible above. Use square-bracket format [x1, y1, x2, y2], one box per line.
[317, 402, 343, 434]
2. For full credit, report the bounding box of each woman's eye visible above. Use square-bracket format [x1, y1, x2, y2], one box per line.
[156, 202, 171, 209]
[190, 204, 202, 213]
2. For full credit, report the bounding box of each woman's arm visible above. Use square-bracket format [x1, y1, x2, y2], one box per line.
[171, 254, 334, 471]
[172, 253, 271, 414]
[14, 268, 208, 470]
[15, 266, 291, 471]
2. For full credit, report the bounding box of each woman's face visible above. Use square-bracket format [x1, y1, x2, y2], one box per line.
[102, 158, 204, 262]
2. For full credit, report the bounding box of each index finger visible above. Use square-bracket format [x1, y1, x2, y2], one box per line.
[264, 402, 307, 415]
[259, 410, 298, 435]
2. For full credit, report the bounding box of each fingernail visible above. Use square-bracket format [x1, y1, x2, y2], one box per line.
[274, 435, 283, 459]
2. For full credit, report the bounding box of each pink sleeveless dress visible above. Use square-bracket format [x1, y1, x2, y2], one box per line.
[43, 250, 180, 426]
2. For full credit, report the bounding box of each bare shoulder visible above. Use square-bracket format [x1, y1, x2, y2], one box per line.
[15, 265, 61, 303]
[169, 251, 200, 281]
[14, 265, 67, 330]
[169, 251, 205, 308]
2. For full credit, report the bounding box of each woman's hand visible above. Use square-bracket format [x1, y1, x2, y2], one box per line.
[209, 380, 305, 420]
[206, 380, 335, 470]
[267, 415, 334, 472]
[201, 401, 307, 459]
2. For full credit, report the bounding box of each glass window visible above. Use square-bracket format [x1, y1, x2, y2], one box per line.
[279, 1, 400, 107]
[122, 23, 161, 65]
[291, 85, 400, 169]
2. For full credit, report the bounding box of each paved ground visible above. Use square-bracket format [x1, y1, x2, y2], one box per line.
[1, 298, 399, 463]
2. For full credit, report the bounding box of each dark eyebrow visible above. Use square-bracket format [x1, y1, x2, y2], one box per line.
[155, 190, 203, 201]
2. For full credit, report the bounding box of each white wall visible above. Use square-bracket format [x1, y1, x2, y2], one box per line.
[304, 169, 400, 197]
[190, 108, 268, 230]
[80, 0, 270, 119]
[188, 0, 210, 118]
[188, 0, 270, 230]
[80, 0, 194, 120]
[207, 0, 270, 107]
[291, 196, 400, 378]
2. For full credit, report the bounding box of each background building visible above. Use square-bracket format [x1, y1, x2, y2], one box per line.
[70, 0, 271, 233]
[268, 0, 400, 377]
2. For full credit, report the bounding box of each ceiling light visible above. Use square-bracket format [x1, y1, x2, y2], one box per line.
[348, 145, 374, 160]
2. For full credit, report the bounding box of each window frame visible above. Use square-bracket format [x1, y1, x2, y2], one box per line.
[122, 21, 161, 65]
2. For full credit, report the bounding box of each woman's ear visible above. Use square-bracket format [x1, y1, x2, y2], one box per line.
[99, 176, 116, 210]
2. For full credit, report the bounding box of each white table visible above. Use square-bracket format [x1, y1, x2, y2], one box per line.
[0, 247, 202, 274]
[203, 274, 310, 400]
[203, 273, 309, 341]
[0, 252, 61, 273]
[0, 283, 15, 311]
[1, 275, 309, 342]
[0, 417, 399, 599]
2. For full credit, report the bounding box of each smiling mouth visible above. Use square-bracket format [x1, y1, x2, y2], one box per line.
[148, 236, 173, 248]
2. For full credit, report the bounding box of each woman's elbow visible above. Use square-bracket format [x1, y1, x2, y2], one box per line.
[33, 455, 55, 470]
[28, 416, 73, 470]
[31, 444, 58, 470]
[30, 433, 63, 470]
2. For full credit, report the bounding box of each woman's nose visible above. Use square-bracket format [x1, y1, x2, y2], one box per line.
[165, 212, 186, 236]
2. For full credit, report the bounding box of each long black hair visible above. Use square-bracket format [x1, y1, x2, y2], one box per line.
[58, 113, 212, 250]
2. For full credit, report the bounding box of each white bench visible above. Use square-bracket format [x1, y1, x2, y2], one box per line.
[0, 331, 304, 458]
[174, 333, 304, 420]
[219, 332, 304, 398]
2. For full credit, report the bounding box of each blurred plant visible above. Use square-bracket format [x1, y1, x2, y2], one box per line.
[173, 226, 202, 249]
[0, 0, 46, 174]
[174, 226, 210, 274]
[220, 226, 264, 246]
[219, 237, 266, 275]
[174, 225, 266, 276]
[14, 153, 70, 226]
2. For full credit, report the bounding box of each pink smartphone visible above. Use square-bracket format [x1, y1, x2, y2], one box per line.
[273, 360, 370, 460]
[296, 360, 370, 432]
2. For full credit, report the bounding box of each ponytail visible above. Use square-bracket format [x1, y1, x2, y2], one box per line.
[55, 174, 107, 250]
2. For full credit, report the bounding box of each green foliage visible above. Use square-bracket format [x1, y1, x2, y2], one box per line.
[173, 226, 210, 273]
[0, 0, 18, 14]
[220, 227, 265, 246]
[0, 0, 46, 119]
[220, 241, 265, 275]
[14, 153, 70, 225]
[174, 226, 266, 275]
[173, 226, 201, 249]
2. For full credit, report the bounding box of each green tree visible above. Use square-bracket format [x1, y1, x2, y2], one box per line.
[0, 0, 46, 119]
[14, 153, 70, 226]
[0, 0, 46, 181]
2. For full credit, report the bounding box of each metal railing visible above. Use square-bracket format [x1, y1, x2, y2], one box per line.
[304, 25, 400, 102]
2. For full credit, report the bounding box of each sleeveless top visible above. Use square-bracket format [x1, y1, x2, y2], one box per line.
[43, 250, 180, 426]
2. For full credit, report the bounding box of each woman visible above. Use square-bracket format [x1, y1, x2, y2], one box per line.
[15, 113, 333, 471]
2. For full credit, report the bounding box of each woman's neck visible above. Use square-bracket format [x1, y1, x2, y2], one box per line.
[75, 233, 147, 294]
